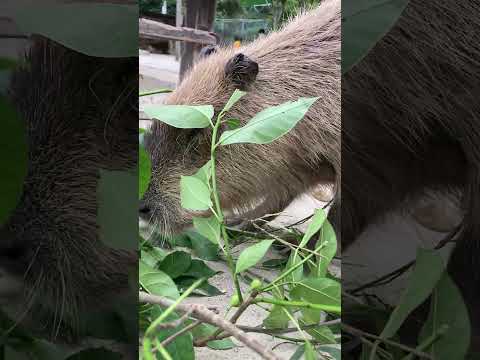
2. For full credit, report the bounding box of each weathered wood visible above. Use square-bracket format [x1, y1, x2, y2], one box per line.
[179, 0, 217, 80]
[139, 18, 216, 45]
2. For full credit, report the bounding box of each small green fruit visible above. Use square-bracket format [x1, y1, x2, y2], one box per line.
[250, 279, 262, 290]
[230, 294, 240, 307]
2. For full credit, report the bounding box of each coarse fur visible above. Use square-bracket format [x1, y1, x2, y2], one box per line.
[142, 0, 340, 235]
[0, 37, 137, 342]
[342, 0, 480, 350]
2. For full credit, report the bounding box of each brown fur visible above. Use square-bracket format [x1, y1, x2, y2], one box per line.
[142, 0, 340, 235]
[1, 37, 137, 342]
[342, 0, 480, 350]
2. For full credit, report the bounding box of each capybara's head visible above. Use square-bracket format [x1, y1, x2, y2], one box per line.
[141, 0, 340, 236]
[0, 37, 137, 342]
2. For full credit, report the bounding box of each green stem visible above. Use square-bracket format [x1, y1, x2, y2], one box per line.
[400, 324, 448, 360]
[145, 278, 204, 337]
[254, 297, 341, 314]
[261, 252, 316, 293]
[139, 88, 172, 97]
[210, 113, 243, 303]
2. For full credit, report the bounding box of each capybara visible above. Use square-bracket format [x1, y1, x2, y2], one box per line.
[342, 0, 480, 351]
[0, 37, 137, 343]
[141, 0, 341, 235]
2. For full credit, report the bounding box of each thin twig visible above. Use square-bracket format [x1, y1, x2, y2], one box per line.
[342, 323, 433, 359]
[156, 309, 193, 329]
[139, 292, 282, 360]
[213, 317, 341, 342]
[196, 290, 259, 346]
[350, 225, 461, 295]
[160, 320, 202, 347]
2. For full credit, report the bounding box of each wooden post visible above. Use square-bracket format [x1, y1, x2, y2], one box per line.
[175, 0, 183, 60]
[179, 0, 217, 81]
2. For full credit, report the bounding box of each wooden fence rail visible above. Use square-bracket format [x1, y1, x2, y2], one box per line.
[139, 18, 217, 45]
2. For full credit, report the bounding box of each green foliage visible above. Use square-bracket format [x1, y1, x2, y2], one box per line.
[219, 97, 318, 145]
[419, 274, 470, 359]
[144, 105, 214, 129]
[140, 89, 340, 358]
[12, 3, 137, 57]
[217, 0, 245, 17]
[235, 239, 275, 273]
[380, 249, 444, 339]
[342, 0, 410, 73]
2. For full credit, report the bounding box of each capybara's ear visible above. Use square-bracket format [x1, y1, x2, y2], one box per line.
[199, 45, 218, 58]
[224, 53, 259, 90]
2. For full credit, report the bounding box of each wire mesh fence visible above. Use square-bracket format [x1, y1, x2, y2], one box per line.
[214, 18, 271, 44]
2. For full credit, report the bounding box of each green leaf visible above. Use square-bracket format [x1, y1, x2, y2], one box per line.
[235, 240, 275, 274]
[305, 341, 319, 360]
[13, 4, 137, 57]
[192, 160, 212, 185]
[285, 251, 304, 283]
[191, 323, 236, 350]
[222, 89, 246, 113]
[139, 142, 151, 199]
[193, 216, 221, 245]
[175, 276, 223, 297]
[97, 170, 137, 250]
[291, 277, 341, 309]
[419, 273, 470, 360]
[342, 0, 410, 74]
[180, 175, 212, 210]
[307, 325, 336, 344]
[380, 248, 444, 339]
[182, 259, 217, 279]
[316, 220, 337, 277]
[262, 258, 287, 268]
[141, 248, 167, 268]
[140, 260, 179, 299]
[298, 208, 327, 249]
[219, 97, 319, 145]
[206, 338, 236, 350]
[158, 251, 192, 279]
[152, 312, 195, 360]
[145, 105, 214, 129]
[263, 305, 289, 329]
[226, 118, 241, 130]
[289, 346, 305, 360]
[186, 231, 220, 261]
[0, 96, 27, 227]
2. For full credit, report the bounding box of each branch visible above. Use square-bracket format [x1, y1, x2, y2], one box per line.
[213, 319, 341, 341]
[139, 292, 283, 360]
[160, 320, 202, 347]
[139, 18, 217, 45]
[196, 290, 259, 346]
[342, 323, 433, 359]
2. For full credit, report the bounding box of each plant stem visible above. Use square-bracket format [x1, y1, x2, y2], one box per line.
[145, 278, 204, 337]
[139, 88, 172, 97]
[400, 324, 448, 360]
[210, 113, 243, 303]
[254, 297, 341, 314]
[260, 251, 316, 292]
[342, 323, 433, 359]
